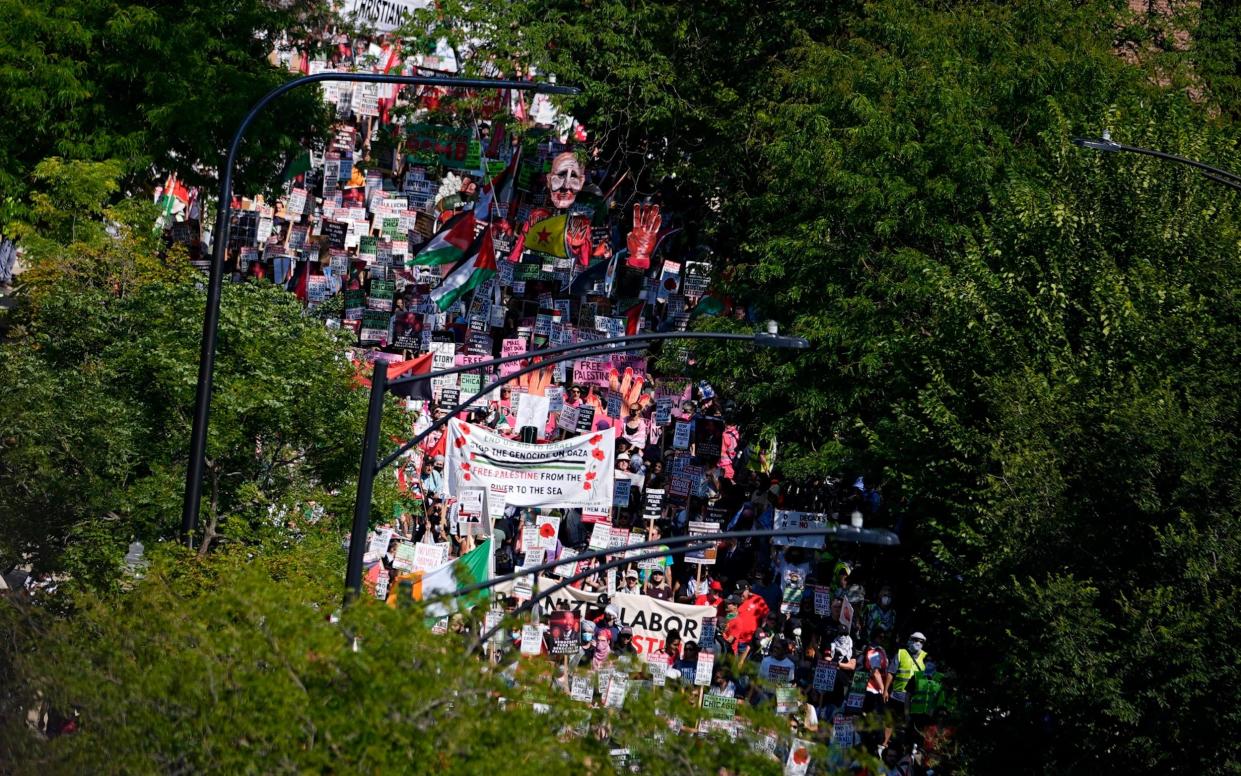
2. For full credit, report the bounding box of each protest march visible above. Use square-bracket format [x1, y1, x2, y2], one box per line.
[139, 18, 967, 775]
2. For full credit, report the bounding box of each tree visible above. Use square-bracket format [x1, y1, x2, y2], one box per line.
[0, 0, 334, 225]
[0, 536, 837, 774]
[0, 162, 408, 589]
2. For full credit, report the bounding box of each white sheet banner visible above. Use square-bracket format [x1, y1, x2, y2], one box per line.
[445, 420, 615, 511]
[493, 577, 716, 656]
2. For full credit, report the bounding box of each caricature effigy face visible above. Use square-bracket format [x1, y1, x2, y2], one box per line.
[546, 151, 586, 209]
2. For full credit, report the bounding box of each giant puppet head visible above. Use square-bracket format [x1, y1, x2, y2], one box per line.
[546, 151, 586, 209]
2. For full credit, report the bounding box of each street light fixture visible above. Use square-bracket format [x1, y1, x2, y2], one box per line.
[343, 330, 811, 600]
[180, 73, 580, 547]
[1072, 131, 1241, 192]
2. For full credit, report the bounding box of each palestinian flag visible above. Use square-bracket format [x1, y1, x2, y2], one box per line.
[430, 225, 497, 312]
[407, 211, 476, 267]
[281, 150, 313, 182]
[473, 147, 520, 222]
[525, 214, 569, 258]
[389, 538, 493, 616]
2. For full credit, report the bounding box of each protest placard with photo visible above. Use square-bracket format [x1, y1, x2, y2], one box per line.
[548, 610, 580, 655]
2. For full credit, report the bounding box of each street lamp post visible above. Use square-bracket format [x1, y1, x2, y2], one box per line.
[180, 73, 579, 547]
[343, 330, 810, 600]
[1072, 131, 1241, 191]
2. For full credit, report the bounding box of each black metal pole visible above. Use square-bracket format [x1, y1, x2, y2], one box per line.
[180, 73, 579, 546]
[1072, 136, 1241, 192]
[344, 360, 389, 600]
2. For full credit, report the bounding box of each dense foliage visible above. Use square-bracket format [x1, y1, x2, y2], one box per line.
[0, 161, 408, 589]
[414, 0, 1241, 771]
[0, 537, 826, 774]
[0, 0, 334, 224]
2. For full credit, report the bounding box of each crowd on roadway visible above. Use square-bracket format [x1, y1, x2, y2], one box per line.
[145, 20, 959, 773]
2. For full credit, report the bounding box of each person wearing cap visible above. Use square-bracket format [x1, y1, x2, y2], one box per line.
[422, 455, 445, 499]
[882, 631, 929, 750]
[622, 570, 641, 595]
[694, 579, 726, 617]
[644, 568, 673, 601]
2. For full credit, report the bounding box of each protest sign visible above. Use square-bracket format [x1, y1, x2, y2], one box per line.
[571, 675, 594, 703]
[581, 508, 609, 525]
[520, 625, 542, 656]
[693, 417, 725, 460]
[367, 528, 394, 558]
[812, 585, 832, 616]
[673, 421, 691, 450]
[647, 654, 667, 687]
[699, 617, 717, 653]
[702, 693, 737, 720]
[775, 687, 799, 714]
[654, 397, 673, 426]
[548, 610, 580, 655]
[831, 715, 855, 749]
[695, 652, 714, 686]
[413, 542, 449, 572]
[455, 486, 488, 536]
[785, 739, 814, 776]
[556, 404, 579, 433]
[686, 521, 720, 565]
[392, 541, 417, 572]
[574, 405, 595, 432]
[838, 597, 854, 632]
[494, 578, 716, 657]
[444, 420, 615, 512]
[359, 311, 390, 345]
[588, 522, 612, 550]
[604, 675, 628, 708]
[773, 510, 831, 549]
[535, 515, 561, 551]
[613, 478, 632, 507]
[572, 359, 613, 387]
[812, 661, 838, 693]
[643, 488, 665, 520]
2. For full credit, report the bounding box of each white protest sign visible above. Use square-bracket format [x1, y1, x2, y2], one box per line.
[785, 738, 814, 776]
[571, 675, 594, 702]
[773, 510, 831, 549]
[367, 528, 394, 558]
[648, 654, 667, 687]
[444, 420, 615, 511]
[535, 515, 561, 551]
[515, 393, 550, 435]
[413, 542, 450, 572]
[520, 625, 542, 656]
[695, 652, 714, 687]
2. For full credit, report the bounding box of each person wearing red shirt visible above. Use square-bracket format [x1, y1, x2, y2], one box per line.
[723, 591, 769, 659]
[694, 579, 726, 617]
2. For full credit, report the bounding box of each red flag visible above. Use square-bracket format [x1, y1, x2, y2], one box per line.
[624, 300, 646, 336]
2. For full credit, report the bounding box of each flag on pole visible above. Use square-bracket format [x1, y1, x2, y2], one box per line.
[430, 225, 497, 312]
[473, 147, 521, 222]
[623, 300, 646, 336]
[407, 211, 477, 267]
[402, 538, 494, 616]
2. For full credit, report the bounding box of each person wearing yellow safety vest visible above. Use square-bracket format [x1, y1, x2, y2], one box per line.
[881, 631, 927, 752]
[906, 658, 947, 729]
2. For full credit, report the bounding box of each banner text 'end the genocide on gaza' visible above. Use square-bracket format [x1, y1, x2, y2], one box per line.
[445, 420, 616, 510]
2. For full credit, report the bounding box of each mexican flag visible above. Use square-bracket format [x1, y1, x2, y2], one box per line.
[414, 538, 493, 616]
[430, 225, 497, 312]
[407, 210, 476, 267]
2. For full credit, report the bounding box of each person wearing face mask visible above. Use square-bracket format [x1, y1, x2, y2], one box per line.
[882, 631, 928, 752]
[864, 585, 898, 650]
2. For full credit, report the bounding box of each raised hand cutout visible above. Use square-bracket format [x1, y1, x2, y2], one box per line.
[626, 203, 661, 270]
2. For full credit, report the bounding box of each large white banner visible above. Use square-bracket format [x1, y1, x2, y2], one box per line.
[495, 577, 716, 656]
[444, 420, 615, 511]
[343, 0, 430, 32]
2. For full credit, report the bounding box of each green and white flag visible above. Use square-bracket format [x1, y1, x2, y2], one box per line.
[430, 225, 497, 312]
